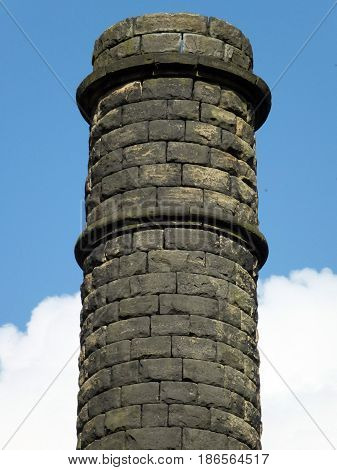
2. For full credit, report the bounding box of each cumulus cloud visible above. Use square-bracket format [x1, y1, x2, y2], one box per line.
[0, 293, 81, 450]
[1, 268, 336, 449]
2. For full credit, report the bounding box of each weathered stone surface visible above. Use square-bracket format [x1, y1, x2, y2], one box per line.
[168, 100, 200, 121]
[172, 336, 216, 361]
[78, 369, 111, 407]
[87, 431, 126, 450]
[105, 234, 132, 259]
[220, 89, 247, 119]
[151, 315, 190, 336]
[201, 104, 236, 132]
[224, 44, 251, 70]
[183, 164, 231, 194]
[134, 13, 208, 35]
[92, 259, 119, 288]
[126, 427, 181, 450]
[183, 428, 247, 450]
[169, 404, 210, 428]
[123, 142, 166, 168]
[165, 228, 220, 254]
[142, 404, 168, 427]
[143, 78, 193, 100]
[121, 382, 159, 405]
[130, 273, 176, 296]
[141, 33, 181, 53]
[193, 81, 221, 105]
[105, 405, 141, 432]
[107, 316, 150, 343]
[149, 120, 185, 141]
[102, 167, 139, 198]
[81, 414, 105, 447]
[98, 82, 142, 118]
[88, 388, 121, 418]
[158, 187, 203, 207]
[183, 34, 224, 59]
[167, 141, 209, 164]
[119, 295, 158, 318]
[123, 100, 167, 125]
[139, 163, 181, 186]
[161, 381, 198, 404]
[133, 230, 164, 251]
[131, 335, 171, 359]
[160, 294, 218, 318]
[210, 409, 260, 448]
[101, 122, 148, 154]
[121, 187, 156, 209]
[148, 249, 205, 273]
[140, 358, 182, 381]
[92, 303, 119, 329]
[119, 251, 147, 277]
[177, 273, 228, 299]
[106, 278, 131, 302]
[209, 18, 246, 51]
[94, 18, 134, 60]
[101, 340, 131, 367]
[183, 359, 225, 386]
[185, 121, 221, 146]
[111, 361, 139, 387]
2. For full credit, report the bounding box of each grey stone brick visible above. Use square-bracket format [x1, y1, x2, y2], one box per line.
[102, 167, 139, 197]
[119, 251, 147, 277]
[201, 103, 236, 132]
[77, 403, 89, 432]
[105, 405, 141, 432]
[219, 237, 257, 273]
[164, 228, 220, 254]
[142, 404, 168, 427]
[108, 37, 141, 62]
[203, 190, 238, 216]
[106, 278, 131, 302]
[231, 177, 257, 208]
[217, 342, 245, 372]
[92, 259, 120, 288]
[205, 253, 235, 280]
[81, 414, 105, 447]
[169, 404, 210, 429]
[126, 427, 181, 450]
[121, 187, 157, 210]
[122, 100, 167, 125]
[224, 366, 257, 405]
[107, 317, 150, 343]
[121, 382, 159, 405]
[149, 120, 185, 141]
[220, 89, 247, 119]
[183, 428, 247, 450]
[133, 230, 164, 251]
[244, 401, 261, 432]
[91, 108, 122, 141]
[183, 359, 225, 386]
[91, 150, 123, 186]
[94, 18, 134, 60]
[119, 295, 159, 318]
[139, 163, 181, 186]
[105, 234, 133, 259]
[131, 336, 171, 359]
[101, 340, 131, 367]
[140, 358, 182, 381]
[167, 141, 209, 164]
[141, 33, 181, 53]
[88, 388, 121, 418]
[172, 335, 216, 361]
[143, 78, 193, 100]
[177, 273, 228, 299]
[85, 327, 106, 356]
[183, 164, 231, 194]
[78, 369, 111, 407]
[148, 250, 205, 273]
[130, 273, 176, 296]
[185, 121, 221, 146]
[224, 44, 251, 70]
[87, 431, 126, 450]
[92, 303, 119, 329]
[193, 81, 221, 105]
[158, 187, 203, 208]
[167, 100, 200, 120]
[98, 82, 142, 118]
[197, 383, 231, 409]
[123, 142, 166, 168]
[228, 283, 255, 315]
[161, 381, 198, 404]
[210, 409, 259, 448]
[151, 315, 190, 336]
[160, 294, 218, 318]
[134, 13, 207, 35]
[183, 33, 224, 59]
[111, 361, 139, 387]
[101, 122, 148, 154]
[236, 117, 255, 146]
[209, 18, 245, 50]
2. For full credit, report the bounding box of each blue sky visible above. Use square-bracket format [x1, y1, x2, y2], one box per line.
[1, 0, 337, 329]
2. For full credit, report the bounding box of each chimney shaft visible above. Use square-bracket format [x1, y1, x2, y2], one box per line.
[75, 13, 271, 450]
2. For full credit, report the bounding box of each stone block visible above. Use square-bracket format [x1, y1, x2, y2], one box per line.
[90, 303, 119, 331]
[77, 403, 89, 432]
[140, 358, 182, 381]
[224, 366, 257, 405]
[160, 293, 218, 318]
[244, 401, 261, 432]
[143, 78, 193, 100]
[111, 361, 139, 387]
[102, 167, 139, 198]
[121, 187, 157, 209]
[205, 253, 235, 280]
[106, 278, 130, 302]
[151, 315, 190, 336]
[149, 120, 185, 141]
[121, 382, 159, 405]
[122, 100, 167, 125]
[98, 82, 142, 118]
[161, 381, 198, 404]
[139, 163, 181, 186]
[219, 237, 257, 273]
[210, 409, 259, 448]
[220, 89, 247, 119]
[193, 81, 221, 105]
[94, 18, 134, 59]
[203, 190, 238, 216]
[183, 358, 225, 386]
[182, 428, 247, 450]
[101, 122, 148, 154]
[92, 259, 120, 288]
[81, 414, 105, 447]
[231, 177, 257, 208]
[87, 431, 126, 450]
[201, 103, 236, 132]
[157, 187, 203, 207]
[164, 228, 220, 254]
[133, 230, 164, 251]
[183, 33, 224, 59]
[78, 369, 111, 407]
[183, 164, 231, 194]
[172, 335, 216, 361]
[107, 316, 150, 343]
[236, 117, 255, 146]
[209, 18, 244, 50]
[130, 273, 176, 296]
[216, 342, 245, 372]
[167, 141, 209, 164]
[126, 427, 181, 450]
[105, 233, 133, 259]
[224, 44, 251, 70]
[197, 383, 231, 409]
[119, 295, 159, 318]
[228, 283, 255, 315]
[119, 251, 147, 277]
[177, 273, 228, 299]
[131, 336, 171, 359]
[141, 33, 181, 53]
[91, 108, 122, 141]
[108, 37, 141, 61]
[91, 150, 123, 186]
[123, 142, 166, 168]
[134, 13, 208, 35]
[142, 404, 168, 427]
[105, 405, 141, 432]
[167, 100, 200, 121]
[88, 388, 121, 418]
[148, 250, 205, 274]
[85, 328, 106, 357]
[101, 340, 131, 367]
[185, 121, 221, 146]
[169, 404, 210, 429]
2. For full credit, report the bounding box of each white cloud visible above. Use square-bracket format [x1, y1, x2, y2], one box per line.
[1, 268, 336, 450]
[259, 268, 337, 449]
[0, 293, 81, 450]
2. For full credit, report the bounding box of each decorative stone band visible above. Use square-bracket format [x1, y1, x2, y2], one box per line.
[74, 206, 268, 270]
[76, 53, 271, 130]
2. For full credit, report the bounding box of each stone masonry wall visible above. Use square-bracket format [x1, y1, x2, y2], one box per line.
[75, 13, 270, 451]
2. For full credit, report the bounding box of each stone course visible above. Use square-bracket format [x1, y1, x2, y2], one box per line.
[76, 12, 270, 450]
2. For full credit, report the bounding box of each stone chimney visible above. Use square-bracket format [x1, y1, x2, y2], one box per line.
[75, 13, 271, 450]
